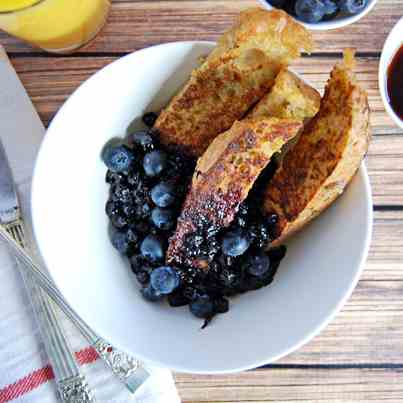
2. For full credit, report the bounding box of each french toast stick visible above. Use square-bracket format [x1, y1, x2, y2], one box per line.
[248, 69, 320, 121]
[154, 8, 313, 157]
[247, 68, 320, 162]
[263, 50, 371, 246]
[167, 117, 302, 269]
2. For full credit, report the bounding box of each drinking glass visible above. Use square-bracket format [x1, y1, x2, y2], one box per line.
[0, 0, 110, 53]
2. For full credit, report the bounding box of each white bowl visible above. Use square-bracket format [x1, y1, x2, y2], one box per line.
[257, 0, 377, 30]
[32, 41, 373, 374]
[379, 17, 403, 129]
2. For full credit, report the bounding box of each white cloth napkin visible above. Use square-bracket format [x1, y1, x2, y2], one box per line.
[0, 74, 181, 403]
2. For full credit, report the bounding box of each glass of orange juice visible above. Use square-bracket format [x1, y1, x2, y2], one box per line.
[0, 0, 110, 53]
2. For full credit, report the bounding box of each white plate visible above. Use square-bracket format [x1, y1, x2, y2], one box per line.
[32, 41, 373, 374]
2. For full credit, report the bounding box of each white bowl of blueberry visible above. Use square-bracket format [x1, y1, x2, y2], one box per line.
[32, 27, 372, 373]
[258, 0, 377, 29]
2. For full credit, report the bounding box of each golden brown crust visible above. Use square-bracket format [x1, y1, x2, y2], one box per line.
[263, 50, 371, 246]
[248, 69, 321, 122]
[166, 117, 302, 268]
[247, 69, 321, 163]
[154, 8, 313, 157]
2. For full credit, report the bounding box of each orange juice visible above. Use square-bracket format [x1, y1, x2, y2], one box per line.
[0, 0, 110, 53]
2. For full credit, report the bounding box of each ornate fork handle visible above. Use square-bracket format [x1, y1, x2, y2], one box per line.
[0, 225, 150, 394]
[93, 339, 150, 391]
[58, 375, 94, 403]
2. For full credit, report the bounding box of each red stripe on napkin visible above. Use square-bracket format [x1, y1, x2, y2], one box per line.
[0, 347, 99, 402]
[76, 346, 99, 365]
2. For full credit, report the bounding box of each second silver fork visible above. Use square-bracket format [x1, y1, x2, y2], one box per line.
[5, 220, 95, 403]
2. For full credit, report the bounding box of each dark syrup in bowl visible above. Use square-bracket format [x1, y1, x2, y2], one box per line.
[387, 44, 403, 121]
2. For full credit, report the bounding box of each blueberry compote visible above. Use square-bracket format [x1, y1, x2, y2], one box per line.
[103, 115, 287, 327]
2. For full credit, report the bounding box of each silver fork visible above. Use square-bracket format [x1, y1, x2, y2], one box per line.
[4, 218, 96, 403]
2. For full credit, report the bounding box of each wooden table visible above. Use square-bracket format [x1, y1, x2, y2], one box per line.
[2, 1, 402, 401]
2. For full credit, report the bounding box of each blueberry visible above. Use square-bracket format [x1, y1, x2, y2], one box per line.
[235, 204, 249, 227]
[126, 227, 139, 244]
[248, 223, 270, 249]
[142, 112, 158, 127]
[134, 221, 152, 235]
[130, 254, 145, 273]
[136, 270, 150, 285]
[221, 230, 250, 257]
[128, 130, 154, 152]
[268, 245, 287, 262]
[105, 200, 119, 217]
[110, 229, 130, 254]
[151, 182, 176, 208]
[110, 185, 132, 204]
[102, 145, 134, 172]
[266, 213, 279, 226]
[244, 252, 271, 277]
[219, 269, 239, 287]
[267, 0, 286, 7]
[136, 202, 151, 219]
[150, 266, 180, 294]
[140, 235, 165, 262]
[284, 0, 298, 15]
[110, 213, 128, 229]
[322, 0, 338, 16]
[338, 0, 367, 14]
[295, 0, 326, 22]
[122, 203, 135, 217]
[168, 291, 189, 307]
[127, 171, 142, 187]
[105, 170, 126, 185]
[151, 208, 175, 230]
[214, 298, 229, 314]
[189, 294, 214, 319]
[143, 150, 167, 177]
[141, 284, 163, 302]
[218, 253, 236, 269]
[183, 286, 199, 301]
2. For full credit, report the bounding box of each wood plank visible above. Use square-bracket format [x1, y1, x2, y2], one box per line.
[175, 368, 403, 402]
[0, 0, 400, 54]
[365, 210, 403, 279]
[367, 135, 403, 207]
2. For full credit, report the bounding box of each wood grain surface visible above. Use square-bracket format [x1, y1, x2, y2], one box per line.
[175, 368, 403, 402]
[3, 0, 402, 401]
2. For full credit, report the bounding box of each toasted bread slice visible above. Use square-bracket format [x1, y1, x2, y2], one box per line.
[154, 8, 313, 157]
[247, 68, 320, 163]
[263, 50, 371, 246]
[248, 69, 320, 121]
[167, 117, 302, 268]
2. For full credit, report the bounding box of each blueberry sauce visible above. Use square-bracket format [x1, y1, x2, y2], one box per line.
[103, 114, 287, 326]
